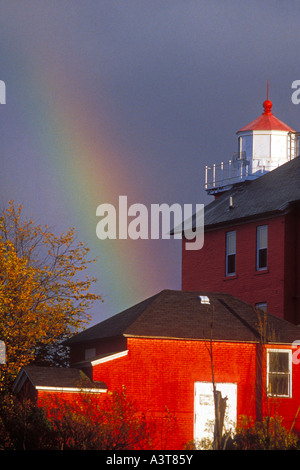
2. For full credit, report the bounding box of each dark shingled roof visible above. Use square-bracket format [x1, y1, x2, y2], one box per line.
[202, 156, 300, 230]
[65, 289, 300, 345]
[65, 293, 161, 345]
[13, 365, 107, 393]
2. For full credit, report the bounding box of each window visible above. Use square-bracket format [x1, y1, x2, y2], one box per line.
[267, 349, 292, 397]
[226, 231, 236, 276]
[257, 225, 268, 270]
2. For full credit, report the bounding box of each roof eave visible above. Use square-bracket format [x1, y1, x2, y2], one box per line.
[64, 333, 125, 346]
[35, 385, 107, 393]
[202, 209, 286, 232]
[123, 334, 295, 345]
[203, 200, 300, 232]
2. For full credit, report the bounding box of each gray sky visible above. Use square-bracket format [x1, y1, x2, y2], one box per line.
[0, 1, 300, 324]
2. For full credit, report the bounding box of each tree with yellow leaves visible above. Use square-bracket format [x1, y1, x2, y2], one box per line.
[0, 201, 102, 390]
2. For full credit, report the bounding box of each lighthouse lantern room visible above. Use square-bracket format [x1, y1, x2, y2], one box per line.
[205, 86, 299, 195]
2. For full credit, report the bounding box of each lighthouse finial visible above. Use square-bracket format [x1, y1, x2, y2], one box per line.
[263, 81, 272, 115]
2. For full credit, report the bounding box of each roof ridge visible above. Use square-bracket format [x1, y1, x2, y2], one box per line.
[61, 289, 300, 346]
[64, 290, 166, 345]
[123, 289, 170, 335]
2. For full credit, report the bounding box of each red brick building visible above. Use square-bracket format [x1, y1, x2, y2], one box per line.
[183, 156, 300, 324]
[13, 364, 107, 404]
[12, 94, 300, 449]
[13, 289, 300, 448]
[183, 96, 300, 324]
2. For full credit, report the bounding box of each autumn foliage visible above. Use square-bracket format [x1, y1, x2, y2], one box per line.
[0, 201, 102, 390]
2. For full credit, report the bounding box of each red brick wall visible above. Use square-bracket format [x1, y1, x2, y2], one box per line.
[182, 215, 287, 320]
[91, 338, 300, 448]
[296, 207, 300, 323]
[33, 337, 300, 449]
[284, 208, 300, 324]
[92, 337, 259, 449]
[37, 389, 107, 409]
[261, 344, 300, 432]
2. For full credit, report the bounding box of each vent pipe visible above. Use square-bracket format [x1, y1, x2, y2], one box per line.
[198, 295, 210, 305]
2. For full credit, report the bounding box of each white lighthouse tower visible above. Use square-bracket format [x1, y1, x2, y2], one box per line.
[205, 85, 299, 195]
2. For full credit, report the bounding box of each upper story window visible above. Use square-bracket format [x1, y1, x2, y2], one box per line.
[257, 225, 268, 270]
[267, 349, 292, 397]
[226, 231, 236, 276]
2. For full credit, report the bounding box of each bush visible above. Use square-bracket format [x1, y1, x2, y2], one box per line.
[45, 388, 152, 450]
[0, 394, 54, 449]
[233, 415, 299, 450]
[0, 388, 155, 450]
[0, 389, 177, 450]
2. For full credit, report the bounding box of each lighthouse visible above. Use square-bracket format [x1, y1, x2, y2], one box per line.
[205, 86, 299, 195]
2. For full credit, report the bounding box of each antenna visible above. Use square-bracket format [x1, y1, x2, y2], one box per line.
[267, 80, 269, 100]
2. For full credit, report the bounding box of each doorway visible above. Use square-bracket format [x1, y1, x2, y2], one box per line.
[194, 381, 237, 442]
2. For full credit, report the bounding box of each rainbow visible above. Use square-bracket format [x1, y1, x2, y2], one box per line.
[5, 54, 170, 320]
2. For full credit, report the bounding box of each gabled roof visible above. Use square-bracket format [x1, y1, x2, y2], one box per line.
[237, 99, 295, 132]
[12, 365, 107, 394]
[65, 289, 300, 345]
[203, 156, 300, 229]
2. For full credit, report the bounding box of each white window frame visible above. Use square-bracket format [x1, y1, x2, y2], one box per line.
[257, 225, 268, 270]
[226, 230, 236, 276]
[267, 349, 292, 398]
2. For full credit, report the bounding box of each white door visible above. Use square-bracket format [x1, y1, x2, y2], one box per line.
[194, 381, 237, 442]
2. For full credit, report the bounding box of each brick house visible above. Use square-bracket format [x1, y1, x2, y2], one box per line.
[14, 289, 300, 448]
[12, 93, 300, 448]
[12, 364, 107, 404]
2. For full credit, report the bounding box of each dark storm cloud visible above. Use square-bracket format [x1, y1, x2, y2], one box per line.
[1, 1, 300, 319]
